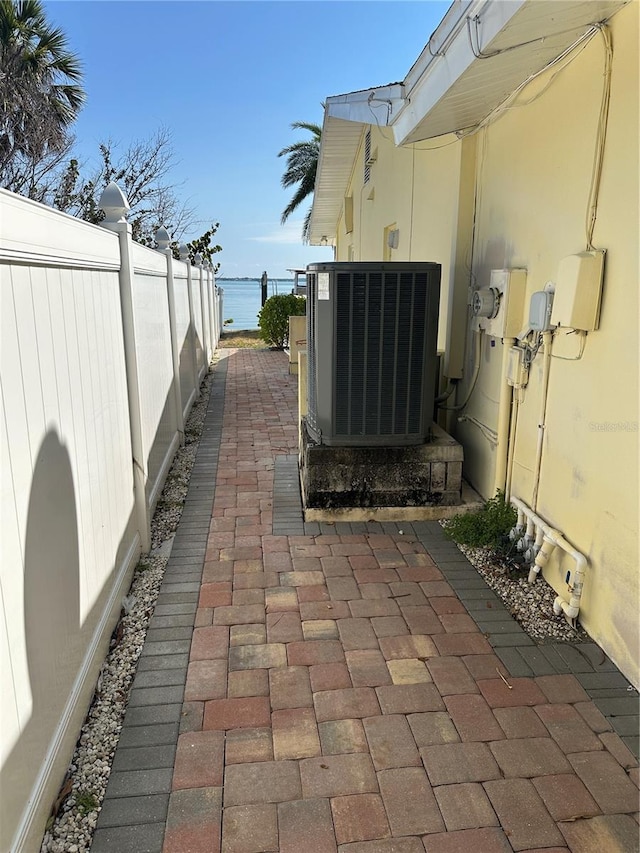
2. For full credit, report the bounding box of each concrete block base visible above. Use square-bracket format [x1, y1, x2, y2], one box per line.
[300, 420, 466, 514]
[303, 482, 483, 522]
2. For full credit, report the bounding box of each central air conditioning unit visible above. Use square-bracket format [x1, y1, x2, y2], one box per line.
[305, 262, 441, 447]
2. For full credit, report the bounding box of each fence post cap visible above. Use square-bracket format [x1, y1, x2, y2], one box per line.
[155, 226, 171, 250]
[179, 243, 190, 261]
[98, 182, 130, 224]
[194, 253, 203, 266]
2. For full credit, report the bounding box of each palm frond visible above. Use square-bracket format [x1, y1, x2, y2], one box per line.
[0, 0, 85, 191]
[278, 116, 322, 233]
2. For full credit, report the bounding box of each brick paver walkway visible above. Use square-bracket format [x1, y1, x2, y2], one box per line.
[92, 350, 639, 853]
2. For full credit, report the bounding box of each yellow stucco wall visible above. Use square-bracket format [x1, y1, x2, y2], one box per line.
[465, 4, 638, 683]
[334, 2, 638, 684]
[335, 125, 462, 353]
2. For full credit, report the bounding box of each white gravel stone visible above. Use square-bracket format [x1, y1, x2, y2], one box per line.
[440, 520, 589, 643]
[40, 368, 215, 853]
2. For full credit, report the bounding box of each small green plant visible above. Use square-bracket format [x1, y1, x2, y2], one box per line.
[445, 490, 516, 552]
[224, 318, 234, 325]
[75, 790, 98, 814]
[257, 293, 306, 348]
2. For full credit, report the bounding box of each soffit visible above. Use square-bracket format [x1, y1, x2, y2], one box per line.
[396, 0, 630, 144]
[308, 0, 630, 244]
[308, 116, 364, 246]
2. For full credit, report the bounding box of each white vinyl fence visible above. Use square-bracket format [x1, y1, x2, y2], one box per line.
[0, 184, 221, 852]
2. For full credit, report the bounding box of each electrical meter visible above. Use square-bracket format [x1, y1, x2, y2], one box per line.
[472, 269, 527, 337]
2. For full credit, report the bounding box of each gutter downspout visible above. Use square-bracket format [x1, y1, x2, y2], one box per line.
[511, 496, 588, 625]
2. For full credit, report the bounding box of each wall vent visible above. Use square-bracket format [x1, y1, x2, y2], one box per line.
[364, 129, 372, 184]
[305, 262, 441, 447]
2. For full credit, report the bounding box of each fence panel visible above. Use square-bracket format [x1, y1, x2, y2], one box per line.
[0, 186, 222, 851]
[0, 191, 140, 852]
[131, 243, 179, 511]
[191, 266, 205, 378]
[173, 262, 198, 416]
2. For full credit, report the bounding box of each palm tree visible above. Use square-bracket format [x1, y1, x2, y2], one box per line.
[278, 120, 322, 242]
[0, 0, 85, 196]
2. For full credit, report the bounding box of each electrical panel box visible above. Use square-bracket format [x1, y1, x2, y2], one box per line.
[507, 346, 529, 388]
[550, 250, 605, 331]
[472, 269, 527, 338]
[529, 290, 554, 331]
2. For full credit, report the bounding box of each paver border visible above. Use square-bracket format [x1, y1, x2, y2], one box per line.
[91, 356, 228, 852]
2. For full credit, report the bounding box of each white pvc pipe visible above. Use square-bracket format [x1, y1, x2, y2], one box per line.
[518, 515, 535, 553]
[511, 495, 588, 624]
[527, 536, 556, 583]
[524, 524, 546, 565]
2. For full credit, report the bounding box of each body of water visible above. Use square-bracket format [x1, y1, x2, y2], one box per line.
[218, 280, 296, 330]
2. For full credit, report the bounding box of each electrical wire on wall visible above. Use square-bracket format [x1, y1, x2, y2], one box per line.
[466, 14, 547, 59]
[457, 414, 499, 445]
[440, 328, 485, 412]
[463, 20, 613, 253]
[359, 22, 603, 283]
[412, 133, 468, 152]
[426, 30, 445, 57]
[437, 125, 487, 419]
[473, 27, 599, 132]
[585, 24, 613, 251]
[466, 15, 600, 61]
[367, 92, 394, 126]
[521, 331, 543, 368]
[441, 24, 607, 424]
[550, 329, 587, 361]
[410, 24, 600, 163]
[365, 92, 400, 146]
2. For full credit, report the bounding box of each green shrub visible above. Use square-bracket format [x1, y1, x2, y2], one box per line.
[257, 294, 306, 348]
[444, 490, 516, 551]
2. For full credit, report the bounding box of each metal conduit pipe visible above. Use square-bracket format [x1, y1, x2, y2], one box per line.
[510, 496, 588, 625]
[504, 388, 521, 501]
[493, 336, 516, 495]
[531, 330, 553, 512]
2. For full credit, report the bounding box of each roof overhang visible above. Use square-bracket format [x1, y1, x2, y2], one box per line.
[394, 0, 629, 145]
[309, 0, 629, 245]
[309, 85, 405, 246]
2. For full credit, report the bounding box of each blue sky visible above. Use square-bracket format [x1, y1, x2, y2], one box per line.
[46, 1, 450, 278]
